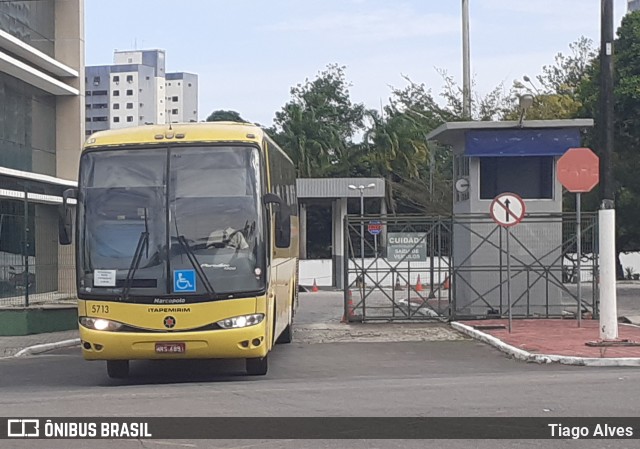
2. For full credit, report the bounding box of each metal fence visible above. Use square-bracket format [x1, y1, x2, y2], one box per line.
[344, 213, 598, 322]
[0, 210, 76, 307]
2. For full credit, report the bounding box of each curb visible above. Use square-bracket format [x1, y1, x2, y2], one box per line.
[451, 322, 640, 367]
[13, 338, 80, 358]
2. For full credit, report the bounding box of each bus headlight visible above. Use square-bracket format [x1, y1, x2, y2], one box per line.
[79, 316, 124, 331]
[217, 314, 264, 329]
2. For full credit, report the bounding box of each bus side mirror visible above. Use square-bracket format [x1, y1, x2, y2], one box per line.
[263, 193, 291, 248]
[59, 188, 77, 245]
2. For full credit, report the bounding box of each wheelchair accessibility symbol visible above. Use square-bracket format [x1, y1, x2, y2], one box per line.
[173, 270, 196, 293]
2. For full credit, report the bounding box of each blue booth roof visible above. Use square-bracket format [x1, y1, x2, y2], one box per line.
[465, 128, 582, 157]
[424, 119, 593, 157]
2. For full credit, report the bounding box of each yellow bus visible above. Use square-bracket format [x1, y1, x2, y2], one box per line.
[60, 122, 298, 378]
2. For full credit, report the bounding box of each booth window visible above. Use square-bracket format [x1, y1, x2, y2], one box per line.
[480, 156, 553, 199]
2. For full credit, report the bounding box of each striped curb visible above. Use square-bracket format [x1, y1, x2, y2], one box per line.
[13, 338, 80, 357]
[451, 322, 640, 367]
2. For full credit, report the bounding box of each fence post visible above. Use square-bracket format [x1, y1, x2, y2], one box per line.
[23, 183, 29, 307]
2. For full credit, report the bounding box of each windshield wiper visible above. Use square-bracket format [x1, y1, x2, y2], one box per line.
[122, 208, 149, 302]
[175, 235, 217, 299]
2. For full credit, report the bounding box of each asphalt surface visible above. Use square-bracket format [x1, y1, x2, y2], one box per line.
[2, 291, 640, 448]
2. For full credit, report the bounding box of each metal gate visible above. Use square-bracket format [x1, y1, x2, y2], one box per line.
[343, 213, 598, 322]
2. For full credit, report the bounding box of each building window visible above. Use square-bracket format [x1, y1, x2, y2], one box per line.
[85, 103, 91, 109]
[93, 103, 108, 109]
[172, 109, 179, 115]
[93, 117, 108, 122]
[93, 76, 100, 85]
[126, 103, 133, 109]
[128, 58, 133, 63]
[126, 89, 133, 96]
[85, 117, 91, 122]
[113, 117, 120, 123]
[146, 76, 150, 80]
[139, 89, 143, 92]
[127, 116, 133, 122]
[140, 103, 144, 107]
[93, 90, 108, 96]
[113, 103, 120, 110]
[85, 91, 92, 96]
[140, 116, 144, 121]
[167, 82, 171, 86]
[178, 82, 181, 86]
[113, 90, 120, 96]
[126, 75, 134, 83]
[172, 96, 178, 102]
[86, 130, 92, 136]
[113, 75, 120, 83]
[188, 83, 192, 87]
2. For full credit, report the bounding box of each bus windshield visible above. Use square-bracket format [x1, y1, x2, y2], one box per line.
[78, 145, 266, 301]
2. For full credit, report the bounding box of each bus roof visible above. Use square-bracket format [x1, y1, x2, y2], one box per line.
[84, 122, 266, 148]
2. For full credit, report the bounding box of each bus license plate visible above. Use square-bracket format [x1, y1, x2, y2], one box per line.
[155, 342, 185, 353]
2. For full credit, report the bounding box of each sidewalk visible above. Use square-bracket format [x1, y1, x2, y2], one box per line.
[0, 329, 79, 358]
[453, 318, 640, 366]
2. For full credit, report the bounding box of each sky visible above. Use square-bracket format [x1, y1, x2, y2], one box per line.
[85, 0, 628, 127]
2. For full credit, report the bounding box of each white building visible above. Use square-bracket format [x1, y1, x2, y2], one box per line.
[166, 72, 198, 123]
[85, 50, 198, 135]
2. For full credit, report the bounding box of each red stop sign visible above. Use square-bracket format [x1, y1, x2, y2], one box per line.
[557, 147, 600, 193]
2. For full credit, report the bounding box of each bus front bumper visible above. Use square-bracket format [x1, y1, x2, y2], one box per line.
[79, 323, 269, 360]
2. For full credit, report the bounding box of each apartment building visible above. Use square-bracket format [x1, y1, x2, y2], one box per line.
[86, 49, 198, 134]
[166, 72, 198, 123]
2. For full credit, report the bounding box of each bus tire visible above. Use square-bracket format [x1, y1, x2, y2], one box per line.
[276, 322, 293, 344]
[106, 360, 129, 379]
[276, 303, 293, 344]
[246, 356, 268, 376]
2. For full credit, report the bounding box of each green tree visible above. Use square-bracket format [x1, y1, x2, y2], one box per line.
[270, 64, 366, 178]
[577, 13, 640, 277]
[206, 110, 245, 122]
[437, 69, 510, 121]
[362, 77, 449, 214]
[507, 37, 596, 121]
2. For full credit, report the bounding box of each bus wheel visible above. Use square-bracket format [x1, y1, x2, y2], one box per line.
[277, 305, 293, 344]
[106, 360, 129, 379]
[277, 322, 293, 344]
[246, 356, 268, 376]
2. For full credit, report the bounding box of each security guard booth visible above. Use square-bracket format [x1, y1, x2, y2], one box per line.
[426, 119, 594, 318]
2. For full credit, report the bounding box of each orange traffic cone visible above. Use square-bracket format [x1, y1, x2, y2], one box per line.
[312, 279, 319, 292]
[415, 275, 423, 292]
[341, 290, 355, 323]
[442, 276, 450, 290]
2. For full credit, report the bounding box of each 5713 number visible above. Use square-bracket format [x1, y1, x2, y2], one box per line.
[91, 304, 110, 314]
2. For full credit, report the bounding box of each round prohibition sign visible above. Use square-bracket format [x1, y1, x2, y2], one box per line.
[490, 192, 525, 227]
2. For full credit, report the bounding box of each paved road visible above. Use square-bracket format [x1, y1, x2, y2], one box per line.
[2, 291, 640, 448]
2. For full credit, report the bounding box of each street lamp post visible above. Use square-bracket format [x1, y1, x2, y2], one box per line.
[462, 0, 471, 118]
[349, 183, 376, 286]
